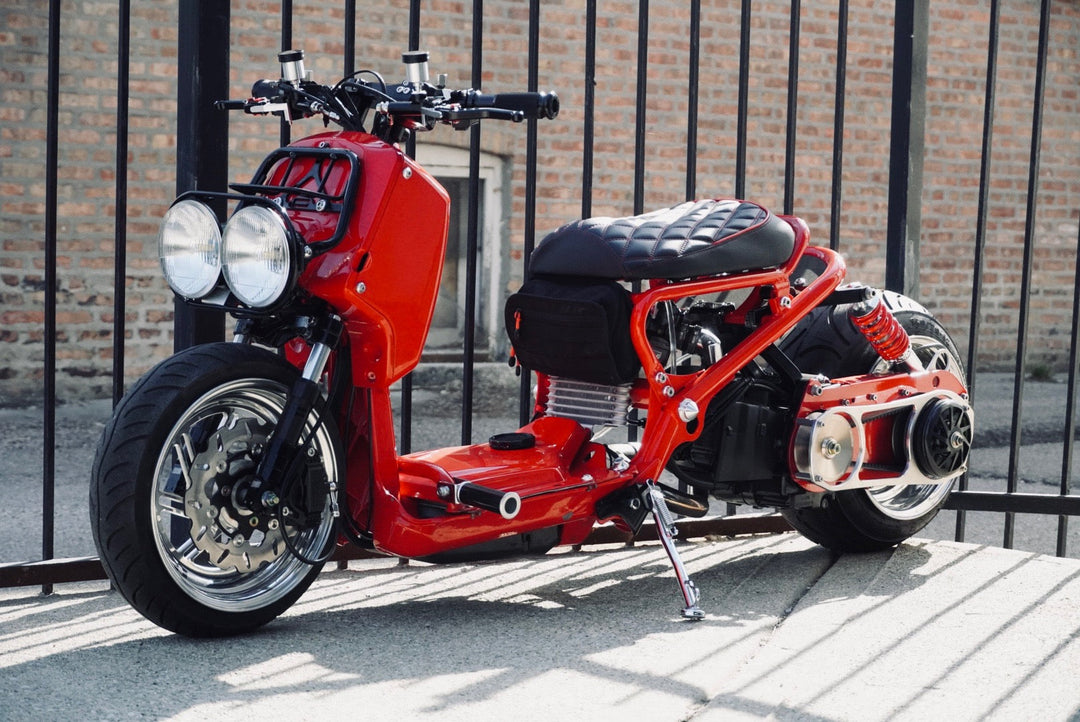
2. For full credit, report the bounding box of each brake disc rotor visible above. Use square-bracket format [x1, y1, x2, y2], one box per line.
[182, 418, 293, 573]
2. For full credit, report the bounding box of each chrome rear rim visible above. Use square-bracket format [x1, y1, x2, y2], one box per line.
[864, 334, 966, 520]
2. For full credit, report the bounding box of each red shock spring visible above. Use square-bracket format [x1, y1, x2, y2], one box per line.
[849, 292, 913, 364]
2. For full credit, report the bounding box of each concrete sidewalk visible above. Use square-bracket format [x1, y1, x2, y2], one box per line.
[2, 534, 1079, 721]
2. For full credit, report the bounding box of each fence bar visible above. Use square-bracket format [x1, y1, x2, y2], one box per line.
[685, 0, 700, 202]
[333, 0, 358, 569]
[581, 0, 597, 218]
[956, 0, 1001, 544]
[173, 0, 228, 350]
[399, 0, 422, 455]
[519, 0, 542, 426]
[42, 0, 62, 596]
[1058, 221, 1080, 557]
[782, 0, 800, 216]
[884, 0, 928, 298]
[946, 492, 1080, 517]
[460, 0, 484, 444]
[735, 0, 751, 198]
[344, 0, 355, 75]
[727, 0, 753, 512]
[828, 0, 848, 251]
[633, 0, 649, 215]
[280, 1, 292, 147]
[111, 1, 130, 406]
[0, 516, 793, 589]
[629, 0, 649, 444]
[1004, 0, 1052, 549]
[0, 558, 108, 588]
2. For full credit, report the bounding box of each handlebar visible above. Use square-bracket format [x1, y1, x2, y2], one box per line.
[214, 50, 559, 142]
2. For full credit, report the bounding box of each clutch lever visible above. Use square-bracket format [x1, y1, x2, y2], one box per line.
[247, 100, 294, 123]
[215, 96, 294, 123]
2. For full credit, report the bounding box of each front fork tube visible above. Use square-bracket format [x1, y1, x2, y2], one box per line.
[643, 481, 706, 621]
[242, 316, 342, 513]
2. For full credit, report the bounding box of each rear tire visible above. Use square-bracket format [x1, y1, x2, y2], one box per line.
[90, 343, 341, 636]
[778, 291, 965, 552]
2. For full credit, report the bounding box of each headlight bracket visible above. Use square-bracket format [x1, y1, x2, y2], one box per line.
[168, 190, 302, 315]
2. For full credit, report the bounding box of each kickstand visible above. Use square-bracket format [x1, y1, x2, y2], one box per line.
[643, 481, 705, 621]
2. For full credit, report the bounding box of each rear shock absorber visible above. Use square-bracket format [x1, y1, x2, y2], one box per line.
[849, 291, 924, 372]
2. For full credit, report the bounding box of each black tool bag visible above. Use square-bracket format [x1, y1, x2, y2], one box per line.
[504, 275, 640, 385]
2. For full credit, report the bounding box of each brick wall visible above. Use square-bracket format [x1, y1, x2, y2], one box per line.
[1, 0, 1078, 405]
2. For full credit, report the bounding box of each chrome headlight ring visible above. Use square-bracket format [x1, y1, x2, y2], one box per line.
[158, 199, 223, 300]
[222, 203, 298, 309]
[161, 192, 303, 313]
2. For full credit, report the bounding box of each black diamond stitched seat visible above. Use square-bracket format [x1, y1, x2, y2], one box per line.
[529, 199, 796, 281]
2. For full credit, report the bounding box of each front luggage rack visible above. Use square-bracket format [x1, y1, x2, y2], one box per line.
[234, 145, 362, 255]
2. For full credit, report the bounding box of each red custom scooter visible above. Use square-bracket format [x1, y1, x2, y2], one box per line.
[91, 51, 973, 636]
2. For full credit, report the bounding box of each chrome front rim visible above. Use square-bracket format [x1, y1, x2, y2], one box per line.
[864, 334, 966, 520]
[151, 379, 336, 612]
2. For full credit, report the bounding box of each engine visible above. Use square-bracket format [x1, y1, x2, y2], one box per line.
[505, 281, 798, 501]
[664, 377, 798, 506]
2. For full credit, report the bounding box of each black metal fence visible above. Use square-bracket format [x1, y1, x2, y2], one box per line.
[8, 0, 1080, 589]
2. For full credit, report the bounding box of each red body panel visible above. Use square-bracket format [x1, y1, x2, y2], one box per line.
[372, 417, 617, 557]
[285, 131, 450, 387]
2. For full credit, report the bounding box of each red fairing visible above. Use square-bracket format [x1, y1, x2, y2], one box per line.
[278, 131, 451, 387]
[372, 416, 618, 558]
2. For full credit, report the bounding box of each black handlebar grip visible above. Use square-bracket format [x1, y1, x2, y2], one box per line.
[456, 482, 522, 519]
[493, 92, 560, 119]
[471, 91, 559, 120]
[215, 99, 249, 111]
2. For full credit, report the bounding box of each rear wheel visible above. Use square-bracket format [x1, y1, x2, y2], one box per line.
[90, 343, 341, 636]
[778, 291, 965, 552]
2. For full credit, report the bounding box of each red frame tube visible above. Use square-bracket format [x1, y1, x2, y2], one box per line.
[625, 218, 845, 482]
[270, 136, 848, 559]
[348, 215, 848, 558]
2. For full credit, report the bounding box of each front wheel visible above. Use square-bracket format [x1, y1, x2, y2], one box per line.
[778, 291, 966, 552]
[90, 343, 342, 636]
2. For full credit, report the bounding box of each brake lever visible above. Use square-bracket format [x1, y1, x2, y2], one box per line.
[441, 106, 525, 129]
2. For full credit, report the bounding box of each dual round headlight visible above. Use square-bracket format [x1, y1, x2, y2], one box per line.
[158, 199, 293, 308]
[158, 200, 222, 299]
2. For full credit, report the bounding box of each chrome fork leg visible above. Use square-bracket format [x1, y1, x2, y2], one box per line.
[644, 481, 705, 621]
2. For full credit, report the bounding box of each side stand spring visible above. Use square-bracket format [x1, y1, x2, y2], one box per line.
[644, 481, 705, 621]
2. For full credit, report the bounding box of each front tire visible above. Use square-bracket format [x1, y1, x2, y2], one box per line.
[90, 343, 342, 636]
[778, 291, 965, 552]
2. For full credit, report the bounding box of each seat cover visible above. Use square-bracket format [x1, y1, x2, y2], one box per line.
[529, 199, 796, 280]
